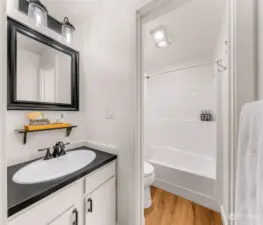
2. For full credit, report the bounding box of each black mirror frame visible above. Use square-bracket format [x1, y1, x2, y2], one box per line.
[7, 17, 79, 111]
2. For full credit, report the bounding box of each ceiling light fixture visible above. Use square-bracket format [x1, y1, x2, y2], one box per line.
[154, 31, 165, 41]
[62, 17, 75, 45]
[28, 0, 48, 27]
[158, 41, 169, 48]
[151, 26, 171, 48]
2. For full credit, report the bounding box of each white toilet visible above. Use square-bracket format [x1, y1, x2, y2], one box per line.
[144, 161, 155, 209]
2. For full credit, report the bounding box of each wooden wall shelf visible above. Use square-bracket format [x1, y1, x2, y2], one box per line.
[16, 125, 77, 144]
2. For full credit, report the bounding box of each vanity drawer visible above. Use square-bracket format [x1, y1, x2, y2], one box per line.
[85, 161, 116, 195]
[8, 182, 82, 225]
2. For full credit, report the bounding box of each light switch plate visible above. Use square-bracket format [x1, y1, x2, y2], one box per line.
[106, 108, 115, 119]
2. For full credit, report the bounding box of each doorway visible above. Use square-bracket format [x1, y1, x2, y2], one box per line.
[135, 0, 236, 225]
[39, 65, 56, 102]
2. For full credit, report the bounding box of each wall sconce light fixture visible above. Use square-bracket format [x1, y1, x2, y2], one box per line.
[19, 0, 76, 45]
[62, 17, 75, 44]
[28, 0, 48, 27]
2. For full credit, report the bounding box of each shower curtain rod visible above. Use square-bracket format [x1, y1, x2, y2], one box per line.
[144, 59, 226, 79]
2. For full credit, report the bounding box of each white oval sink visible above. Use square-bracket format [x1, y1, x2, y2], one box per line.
[13, 150, 96, 184]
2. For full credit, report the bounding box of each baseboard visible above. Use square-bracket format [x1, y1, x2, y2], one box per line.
[220, 206, 228, 225]
[154, 178, 220, 212]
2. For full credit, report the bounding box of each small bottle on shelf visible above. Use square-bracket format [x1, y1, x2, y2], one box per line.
[210, 110, 213, 121]
[207, 110, 210, 121]
[204, 110, 208, 121]
[207, 110, 211, 121]
[202, 110, 205, 121]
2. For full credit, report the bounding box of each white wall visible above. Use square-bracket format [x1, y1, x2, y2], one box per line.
[7, 1, 87, 166]
[17, 49, 40, 101]
[142, 0, 227, 168]
[258, 0, 263, 99]
[143, 0, 227, 74]
[82, 1, 151, 225]
[56, 53, 71, 103]
[6, 1, 158, 225]
[145, 65, 217, 160]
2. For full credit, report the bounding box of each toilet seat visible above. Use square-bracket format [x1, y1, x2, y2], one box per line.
[144, 162, 154, 177]
[144, 161, 155, 209]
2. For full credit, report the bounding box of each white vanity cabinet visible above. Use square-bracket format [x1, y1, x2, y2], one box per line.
[85, 177, 116, 225]
[8, 161, 116, 225]
[49, 206, 80, 225]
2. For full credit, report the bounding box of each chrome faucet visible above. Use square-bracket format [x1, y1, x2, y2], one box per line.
[52, 142, 61, 158]
[52, 142, 70, 158]
[39, 142, 70, 160]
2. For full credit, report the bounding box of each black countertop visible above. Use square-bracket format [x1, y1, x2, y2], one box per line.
[8, 146, 117, 217]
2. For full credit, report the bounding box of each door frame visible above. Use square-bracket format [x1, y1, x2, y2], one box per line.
[134, 1, 256, 225]
[0, 1, 7, 225]
[39, 64, 56, 102]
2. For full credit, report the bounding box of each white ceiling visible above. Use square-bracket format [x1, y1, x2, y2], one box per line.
[17, 32, 49, 54]
[42, 0, 226, 74]
[143, 0, 227, 73]
[42, 0, 149, 23]
[42, 0, 100, 23]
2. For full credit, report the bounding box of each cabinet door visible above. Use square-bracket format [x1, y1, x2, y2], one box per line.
[49, 206, 79, 225]
[85, 177, 116, 225]
[8, 183, 83, 225]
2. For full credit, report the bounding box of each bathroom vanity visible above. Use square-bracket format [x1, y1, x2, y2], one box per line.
[7, 146, 117, 225]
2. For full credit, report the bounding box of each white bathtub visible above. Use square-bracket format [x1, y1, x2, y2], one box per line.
[148, 146, 219, 211]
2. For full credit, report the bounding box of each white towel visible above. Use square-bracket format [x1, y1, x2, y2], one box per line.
[236, 101, 263, 225]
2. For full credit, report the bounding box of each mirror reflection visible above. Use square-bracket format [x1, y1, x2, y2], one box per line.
[16, 32, 71, 104]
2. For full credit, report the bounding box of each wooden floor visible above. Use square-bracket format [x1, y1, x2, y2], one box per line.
[145, 187, 223, 225]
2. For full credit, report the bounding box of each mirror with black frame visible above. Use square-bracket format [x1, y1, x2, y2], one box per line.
[7, 17, 79, 111]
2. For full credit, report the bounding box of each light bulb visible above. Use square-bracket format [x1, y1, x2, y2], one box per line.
[151, 26, 171, 48]
[28, 2, 47, 27]
[158, 41, 169, 48]
[35, 11, 42, 27]
[65, 31, 71, 44]
[154, 31, 164, 41]
[62, 17, 75, 45]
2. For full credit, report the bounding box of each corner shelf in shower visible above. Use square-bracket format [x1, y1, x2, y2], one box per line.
[15, 125, 78, 145]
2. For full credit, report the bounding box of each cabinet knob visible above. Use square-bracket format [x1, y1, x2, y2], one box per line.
[72, 209, 78, 225]
[87, 198, 93, 213]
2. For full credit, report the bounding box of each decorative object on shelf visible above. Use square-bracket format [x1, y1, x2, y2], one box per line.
[27, 0, 48, 27]
[16, 112, 77, 144]
[62, 17, 75, 44]
[25, 112, 71, 131]
[27, 112, 50, 126]
[200, 110, 214, 122]
[56, 113, 66, 124]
